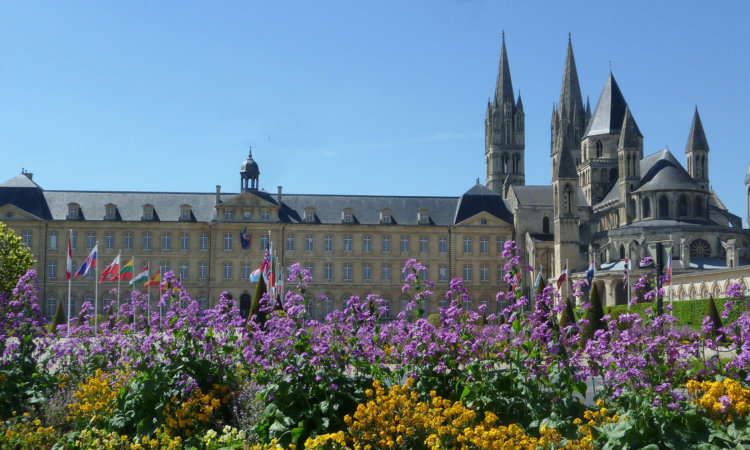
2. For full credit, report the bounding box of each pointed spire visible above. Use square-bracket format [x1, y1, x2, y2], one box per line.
[515, 91, 523, 112]
[617, 105, 642, 149]
[558, 34, 584, 120]
[685, 106, 710, 153]
[494, 31, 515, 107]
[585, 96, 591, 120]
[745, 162, 750, 185]
[554, 139, 577, 180]
[583, 72, 636, 138]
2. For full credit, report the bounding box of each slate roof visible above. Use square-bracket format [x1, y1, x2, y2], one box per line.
[618, 106, 642, 149]
[685, 107, 709, 154]
[494, 32, 515, 107]
[0, 175, 52, 220]
[635, 148, 701, 192]
[453, 183, 513, 224]
[511, 185, 588, 208]
[553, 141, 578, 180]
[583, 73, 641, 139]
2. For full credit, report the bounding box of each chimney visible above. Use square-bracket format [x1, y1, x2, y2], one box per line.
[216, 185, 221, 205]
[277, 186, 283, 205]
[21, 169, 33, 181]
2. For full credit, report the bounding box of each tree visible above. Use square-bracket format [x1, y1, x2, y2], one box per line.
[50, 297, 66, 332]
[248, 276, 268, 327]
[581, 283, 605, 343]
[559, 297, 576, 330]
[0, 222, 35, 296]
[704, 295, 724, 341]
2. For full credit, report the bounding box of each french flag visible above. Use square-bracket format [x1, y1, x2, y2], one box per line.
[666, 253, 672, 285]
[586, 258, 595, 288]
[75, 244, 98, 278]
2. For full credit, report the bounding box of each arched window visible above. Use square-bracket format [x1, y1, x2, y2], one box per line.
[629, 198, 636, 218]
[678, 195, 688, 216]
[542, 216, 550, 233]
[643, 197, 651, 218]
[619, 245, 625, 259]
[694, 196, 703, 218]
[659, 196, 669, 218]
[596, 140, 603, 158]
[609, 167, 618, 183]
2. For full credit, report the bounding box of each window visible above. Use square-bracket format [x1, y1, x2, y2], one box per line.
[241, 263, 251, 280]
[463, 264, 472, 281]
[481, 298, 490, 313]
[363, 263, 372, 281]
[344, 235, 352, 252]
[439, 298, 448, 310]
[306, 235, 315, 252]
[198, 296, 208, 310]
[305, 263, 314, 280]
[344, 264, 353, 281]
[382, 235, 391, 253]
[286, 235, 295, 251]
[261, 234, 269, 250]
[381, 210, 391, 224]
[420, 237, 428, 253]
[161, 232, 171, 251]
[181, 207, 191, 221]
[160, 261, 170, 276]
[382, 298, 391, 320]
[224, 233, 233, 251]
[463, 237, 472, 253]
[420, 266, 429, 281]
[439, 237, 448, 254]
[143, 232, 152, 250]
[363, 236, 372, 253]
[47, 295, 57, 320]
[180, 233, 189, 250]
[69, 205, 78, 219]
[401, 265, 408, 282]
[400, 236, 410, 253]
[223, 262, 232, 280]
[224, 209, 234, 220]
[106, 206, 116, 220]
[323, 236, 333, 253]
[304, 208, 314, 222]
[497, 265, 505, 283]
[199, 262, 208, 280]
[180, 262, 189, 280]
[496, 237, 504, 255]
[143, 207, 153, 221]
[48, 260, 57, 279]
[439, 265, 448, 282]
[324, 263, 333, 281]
[261, 210, 270, 221]
[464, 298, 472, 311]
[124, 232, 133, 251]
[105, 232, 114, 250]
[480, 237, 489, 254]
[342, 209, 353, 223]
[86, 232, 95, 249]
[542, 217, 550, 233]
[419, 209, 429, 224]
[199, 233, 208, 251]
[382, 263, 391, 281]
[71, 231, 77, 249]
[643, 198, 651, 218]
[323, 297, 333, 317]
[480, 264, 489, 282]
[49, 231, 58, 250]
[22, 231, 32, 247]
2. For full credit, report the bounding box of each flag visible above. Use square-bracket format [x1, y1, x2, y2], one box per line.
[249, 267, 261, 283]
[145, 270, 161, 288]
[130, 265, 149, 287]
[533, 267, 542, 294]
[666, 253, 672, 285]
[623, 257, 629, 290]
[118, 259, 134, 280]
[586, 259, 595, 288]
[75, 244, 98, 277]
[261, 249, 272, 280]
[556, 265, 567, 290]
[66, 231, 73, 281]
[99, 253, 121, 283]
[270, 251, 277, 289]
[240, 226, 251, 250]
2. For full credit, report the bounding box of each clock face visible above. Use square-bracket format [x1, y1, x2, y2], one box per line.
[243, 211, 251, 218]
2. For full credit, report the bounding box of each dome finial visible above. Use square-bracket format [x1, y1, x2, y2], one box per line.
[248, 145, 253, 159]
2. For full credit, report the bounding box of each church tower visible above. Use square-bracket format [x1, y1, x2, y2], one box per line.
[485, 32, 525, 197]
[616, 106, 643, 224]
[685, 107, 710, 191]
[553, 140, 581, 280]
[579, 72, 634, 205]
[551, 34, 587, 181]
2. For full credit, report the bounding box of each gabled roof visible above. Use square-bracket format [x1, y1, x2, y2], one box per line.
[453, 183, 513, 224]
[685, 107, 710, 154]
[0, 174, 52, 219]
[583, 72, 640, 139]
[635, 148, 700, 192]
[0, 174, 42, 188]
[553, 140, 577, 180]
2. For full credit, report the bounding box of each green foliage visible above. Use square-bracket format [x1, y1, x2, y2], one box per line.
[581, 283, 605, 343]
[50, 297, 66, 332]
[559, 297, 576, 330]
[607, 297, 747, 331]
[704, 295, 724, 339]
[0, 222, 35, 295]
[427, 313, 441, 327]
[248, 276, 268, 327]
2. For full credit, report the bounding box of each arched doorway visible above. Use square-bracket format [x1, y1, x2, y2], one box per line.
[614, 280, 627, 305]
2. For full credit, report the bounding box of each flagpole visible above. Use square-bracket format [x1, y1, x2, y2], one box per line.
[565, 258, 569, 304]
[626, 246, 631, 311]
[67, 229, 72, 336]
[116, 250, 121, 321]
[268, 229, 274, 299]
[94, 241, 99, 334]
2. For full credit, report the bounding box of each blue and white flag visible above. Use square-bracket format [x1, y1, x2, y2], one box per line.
[75, 244, 98, 278]
[586, 258, 595, 288]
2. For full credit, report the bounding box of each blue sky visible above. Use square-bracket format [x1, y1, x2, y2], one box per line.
[1, 1, 749, 222]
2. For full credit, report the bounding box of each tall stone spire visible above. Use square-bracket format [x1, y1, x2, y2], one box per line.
[494, 31, 515, 107]
[685, 106, 710, 153]
[558, 33, 585, 120]
[685, 106, 710, 190]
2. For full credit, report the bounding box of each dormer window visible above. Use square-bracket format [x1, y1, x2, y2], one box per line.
[224, 209, 234, 220]
[342, 208, 353, 223]
[143, 205, 155, 221]
[104, 204, 118, 220]
[418, 209, 429, 224]
[304, 207, 315, 223]
[67, 203, 80, 220]
[380, 209, 391, 224]
[180, 205, 192, 221]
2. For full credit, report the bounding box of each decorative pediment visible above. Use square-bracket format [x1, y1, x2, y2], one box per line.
[0, 203, 44, 222]
[219, 192, 277, 209]
[454, 210, 513, 228]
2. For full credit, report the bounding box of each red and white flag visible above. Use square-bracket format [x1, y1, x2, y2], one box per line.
[66, 231, 73, 281]
[99, 253, 121, 283]
[556, 265, 568, 290]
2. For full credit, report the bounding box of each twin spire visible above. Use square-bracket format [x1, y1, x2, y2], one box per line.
[494, 32, 522, 109]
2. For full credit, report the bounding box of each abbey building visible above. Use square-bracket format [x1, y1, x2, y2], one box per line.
[1, 34, 749, 317]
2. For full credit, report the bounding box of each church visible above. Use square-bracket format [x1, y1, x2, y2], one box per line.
[1, 35, 749, 317]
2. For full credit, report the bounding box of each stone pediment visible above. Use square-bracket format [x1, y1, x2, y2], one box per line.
[0, 203, 44, 222]
[219, 192, 277, 209]
[454, 210, 513, 229]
